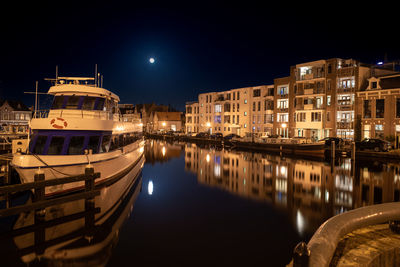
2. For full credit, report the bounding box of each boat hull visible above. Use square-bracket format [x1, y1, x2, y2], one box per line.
[11, 140, 145, 196]
[12, 153, 144, 264]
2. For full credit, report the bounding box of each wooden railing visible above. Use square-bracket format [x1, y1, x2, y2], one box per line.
[0, 166, 100, 217]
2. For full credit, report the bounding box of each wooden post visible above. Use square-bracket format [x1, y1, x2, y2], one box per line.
[34, 168, 45, 203]
[85, 165, 95, 192]
[5, 162, 10, 209]
[331, 141, 335, 160]
[33, 167, 45, 255]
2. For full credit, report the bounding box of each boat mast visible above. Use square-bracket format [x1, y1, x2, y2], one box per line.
[34, 81, 38, 117]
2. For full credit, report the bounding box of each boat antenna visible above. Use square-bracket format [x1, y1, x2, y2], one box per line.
[55, 65, 59, 85]
[101, 75, 104, 88]
[35, 81, 38, 117]
[95, 64, 98, 87]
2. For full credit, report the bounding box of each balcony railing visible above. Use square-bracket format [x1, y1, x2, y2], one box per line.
[337, 121, 354, 129]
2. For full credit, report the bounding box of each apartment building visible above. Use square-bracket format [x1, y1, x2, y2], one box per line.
[185, 58, 399, 140]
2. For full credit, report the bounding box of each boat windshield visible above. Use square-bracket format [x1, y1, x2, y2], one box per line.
[51, 95, 106, 111]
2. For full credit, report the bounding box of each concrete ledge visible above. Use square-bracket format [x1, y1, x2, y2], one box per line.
[331, 224, 400, 267]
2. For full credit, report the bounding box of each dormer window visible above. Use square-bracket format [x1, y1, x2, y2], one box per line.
[372, 81, 377, 89]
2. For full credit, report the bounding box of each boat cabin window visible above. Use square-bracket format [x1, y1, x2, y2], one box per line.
[68, 136, 85, 155]
[28, 131, 139, 155]
[32, 135, 47, 154]
[100, 135, 111, 153]
[109, 135, 119, 151]
[52, 96, 65, 109]
[65, 96, 81, 109]
[82, 96, 97, 110]
[95, 98, 105, 110]
[47, 136, 65, 155]
[87, 136, 100, 154]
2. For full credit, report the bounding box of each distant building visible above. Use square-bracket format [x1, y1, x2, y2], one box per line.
[149, 111, 183, 132]
[135, 103, 169, 132]
[356, 73, 400, 143]
[0, 99, 31, 135]
[118, 104, 141, 123]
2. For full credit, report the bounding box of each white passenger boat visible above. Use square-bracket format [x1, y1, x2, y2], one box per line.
[11, 76, 145, 196]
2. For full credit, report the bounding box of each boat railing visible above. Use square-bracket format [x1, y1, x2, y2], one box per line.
[33, 109, 118, 120]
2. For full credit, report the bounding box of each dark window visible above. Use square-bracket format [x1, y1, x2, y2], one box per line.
[87, 136, 100, 153]
[52, 96, 65, 109]
[68, 136, 85, 155]
[363, 100, 371, 118]
[82, 96, 97, 110]
[100, 135, 111, 152]
[396, 99, 400, 118]
[32, 135, 47, 154]
[253, 89, 261, 97]
[47, 136, 65, 155]
[372, 81, 377, 89]
[376, 99, 384, 118]
[119, 135, 124, 147]
[94, 98, 105, 110]
[65, 96, 81, 109]
[110, 135, 119, 151]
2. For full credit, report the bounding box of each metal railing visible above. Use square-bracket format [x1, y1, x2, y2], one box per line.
[33, 109, 117, 120]
[291, 202, 400, 267]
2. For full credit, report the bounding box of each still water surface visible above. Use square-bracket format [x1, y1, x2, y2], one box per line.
[1, 140, 400, 266]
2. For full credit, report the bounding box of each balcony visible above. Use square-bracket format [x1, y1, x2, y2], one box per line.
[304, 89, 314, 95]
[337, 104, 353, 111]
[304, 104, 314, 110]
[277, 107, 289, 112]
[337, 121, 354, 129]
[337, 87, 355, 93]
[297, 71, 325, 81]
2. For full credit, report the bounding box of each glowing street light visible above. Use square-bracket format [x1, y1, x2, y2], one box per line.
[206, 122, 211, 127]
[162, 122, 166, 127]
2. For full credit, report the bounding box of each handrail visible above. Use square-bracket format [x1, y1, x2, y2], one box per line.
[294, 202, 400, 267]
[32, 109, 116, 120]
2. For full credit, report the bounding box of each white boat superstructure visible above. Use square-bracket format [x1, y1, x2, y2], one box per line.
[11, 76, 145, 195]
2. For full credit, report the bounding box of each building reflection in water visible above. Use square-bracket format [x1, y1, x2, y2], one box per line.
[184, 143, 400, 236]
[144, 140, 184, 165]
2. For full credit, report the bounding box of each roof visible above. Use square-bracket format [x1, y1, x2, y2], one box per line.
[379, 75, 400, 89]
[154, 111, 182, 121]
[0, 99, 30, 111]
[48, 84, 120, 101]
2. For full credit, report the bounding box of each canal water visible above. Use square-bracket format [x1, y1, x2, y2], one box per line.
[1, 140, 400, 266]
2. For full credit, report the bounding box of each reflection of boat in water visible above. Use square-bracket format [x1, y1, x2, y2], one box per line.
[11, 154, 144, 265]
[11, 76, 144, 196]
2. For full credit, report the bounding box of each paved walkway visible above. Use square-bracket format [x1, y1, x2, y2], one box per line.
[330, 223, 400, 267]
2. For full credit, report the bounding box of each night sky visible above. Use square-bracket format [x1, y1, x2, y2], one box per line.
[1, 3, 398, 111]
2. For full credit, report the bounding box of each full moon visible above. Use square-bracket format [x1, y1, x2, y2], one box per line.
[149, 57, 155, 64]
